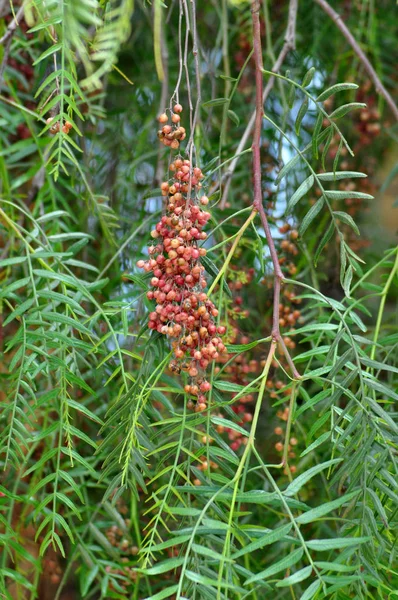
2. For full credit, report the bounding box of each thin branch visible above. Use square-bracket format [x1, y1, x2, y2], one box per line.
[219, 0, 297, 208]
[155, 21, 169, 186]
[314, 0, 398, 121]
[0, 4, 24, 45]
[251, 0, 300, 380]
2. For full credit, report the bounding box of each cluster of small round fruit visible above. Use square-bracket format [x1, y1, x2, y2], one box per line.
[42, 555, 63, 586]
[138, 106, 226, 409]
[105, 523, 139, 557]
[45, 117, 72, 135]
[157, 104, 186, 149]
[278, 224, 300, 277]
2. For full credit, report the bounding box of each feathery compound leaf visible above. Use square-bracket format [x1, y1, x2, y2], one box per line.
[316, 82, 359, 102]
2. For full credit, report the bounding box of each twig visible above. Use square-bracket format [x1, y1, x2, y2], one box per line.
[0, 5, 25, 87]
[314, 0, 398, 121]
[219, 0, 297, 208]
[0, 4, 24, 45]
[0, 34, 12, 86]
[188, 0, 201, 155]
[155, 20, 169, 186]
[251, 0, 300, 380]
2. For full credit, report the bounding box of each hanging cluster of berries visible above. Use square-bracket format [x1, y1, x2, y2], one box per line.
[278, 224, 299, 277]
[137, 104, 226, 410]
[45, 117, 72, 135]
[157, 104, 186, 149]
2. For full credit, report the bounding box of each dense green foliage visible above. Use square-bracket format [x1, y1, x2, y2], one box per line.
[0, 1, 397, 599]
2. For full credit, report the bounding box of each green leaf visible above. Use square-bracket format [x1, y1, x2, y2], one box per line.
[275, 154, 301, 185]
[225, 338, 268, 353]
[140, 557, 185, 575]
[360, 357, 398, 374]
[299, 197, 325, 236]
[366, 397, 398, 432]
[232, 523, 292, 558]
[342, 265, 353, 297]
[314, 562, 360, 573]
[312, 112, 323, 158]
[306, 537, 370, 551]
[295, 97, 309, 135]
[326, 191, 373, 201]
[227, 109, 240, 126]
[213, 381, 246, 392]
[284, 458, 343, 496]
[296, 490, 360, 524]
[287, 175, 315, 212]
[317, 171, 367, 181]
[167, 506, 201, 516]
[80, 565, 99, 597]
[300, 431, 331, 457]
[0, 257, 27, 267]
[314, 221, 334, 266]
[211, 416, 248, 437]
[333, 211, 360, 235]
[276, 565, 312, 587]
[33, 42, 63, 65]
[245, 548, 304, 584]
[2, 568, 34, 591]
[143, 585, 179, 600]
[288, 82, 296, 108]
[329, 102, 366, 119]
[192, 544, 232, 562]
[366, 488, 389, 527]
[141, 535, 191, 554]
[67, 399, 103, 425]
[302, 67, 315, 87]
[202, 97, 229, 108]
[365, 378, 398, 402]
[300, 580, 321, 600]
[316, 83, 359, 102]
[202, 255, 232, 297]
[288, 323, 339, 335]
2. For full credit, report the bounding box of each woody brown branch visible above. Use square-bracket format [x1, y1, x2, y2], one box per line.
[251, 0, 300, 380]
[314, 0, 398, 121]
[219, 0, 298, 208]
